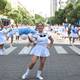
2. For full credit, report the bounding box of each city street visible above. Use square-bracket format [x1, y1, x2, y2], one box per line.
[0, 39, 80, 80]
[0, 0, 80, 80]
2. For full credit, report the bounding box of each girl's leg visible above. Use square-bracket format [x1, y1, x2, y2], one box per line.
[69, 35, 71, 44]
[36, 57, 46, 80]
[29, 55, 39, 69]
[16, 36, 19, 40]
[0, 44, 3, 49]
[72, 37, 75, 43]
[39, 57, 46, 70]
[0, 44, 4, 55]
[22, 55, 38, 79]
[10, 36, 13, 47]
[6, 36, 9, 41]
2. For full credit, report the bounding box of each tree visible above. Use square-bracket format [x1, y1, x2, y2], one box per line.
[47, 16, 55, 25]
[76, 0, 80, 3]
[47, 0, 80, 25]
[55, 9, 65, 24]
[0, 0, 7, 14]
[7, 9, 22, 24]
[17, 6, 34, 25]
[47, 9, 65, 25]
[76, 3, 80, 19]
[6, 5, 34, 25]
[34, 14, 45, 24]
[67, 0, 77, 5]
[64, 3, 74, 23]
[4, 2, 12, 15]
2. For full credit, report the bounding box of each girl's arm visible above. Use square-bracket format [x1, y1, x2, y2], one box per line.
[48, 36, 54, 48]
[28, 34, 37, 45]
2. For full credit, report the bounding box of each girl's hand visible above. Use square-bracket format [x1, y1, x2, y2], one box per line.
[47, 43, 53, 48]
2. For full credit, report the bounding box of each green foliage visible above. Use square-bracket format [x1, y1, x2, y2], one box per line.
[47, 2, 80, 25]
[47, 17, 55, 25]
[35, 14, 45, 24]
[4, 2, 12, 15]
[0, 20, 3, 26]
[48, 9, 65, 25]
[76, 0, 80, 3]
[0, 0, 7, 14]
[7, 9, 21, 24]
[76, 3, 80, 19]
[6, 5, 35, 25]
[0, 0, 49, 25]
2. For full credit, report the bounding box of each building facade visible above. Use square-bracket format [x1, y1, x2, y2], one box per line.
[59, 0, 67, 9]
[50, 0, 68, 16]
[50, 0, 57, 16]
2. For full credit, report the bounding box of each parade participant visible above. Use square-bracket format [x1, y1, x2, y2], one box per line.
[78, 28, 80, 40]
[70, 25, 78, 43]
[18, 26, 36, 40]
[68, 24, 71, 44]
[22, 23, 54, 80]
[15, 24, 19, 40]
[6, 25, 15, 47]
[0, 25, 6, 55]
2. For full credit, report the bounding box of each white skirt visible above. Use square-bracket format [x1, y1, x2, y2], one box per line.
[70, 33, 78, 38]
[30, 45, 50, 57]
[15, 32, 19, 36]
[0, 36, 6, 45]
[7, 31, 14, 37]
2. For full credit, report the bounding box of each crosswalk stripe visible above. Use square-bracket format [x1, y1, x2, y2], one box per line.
[1, 45, 80, 56]
[4, 47, 17, 55]
[69, 46, 80, 55]
[54, 46, 68, 54]
[18, 46, 32, 55]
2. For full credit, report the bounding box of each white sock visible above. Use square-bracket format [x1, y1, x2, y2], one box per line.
[25, 67, 30, 75]
[37, 70, 41, 76]
[22, 67, 30, 79]
[36, 70, 43, 79]
[0, 49, 3, 55]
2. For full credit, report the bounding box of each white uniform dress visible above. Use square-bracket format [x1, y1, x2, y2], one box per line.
[30, 31, 50, 57]
[14, 27, 19, 37]
[0, 28, 6, 45]
[7, 28, 14, 38]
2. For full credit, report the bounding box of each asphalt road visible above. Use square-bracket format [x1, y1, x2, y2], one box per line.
[0, 43, 80, 80]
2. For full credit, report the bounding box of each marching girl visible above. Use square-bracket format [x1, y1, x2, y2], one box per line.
[0, 25, 6, 55]
[70, 25, 78, 43]
[15, 24, 19, 40]
[22, 23, 54, 80]
[6, 25, 15, 47]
